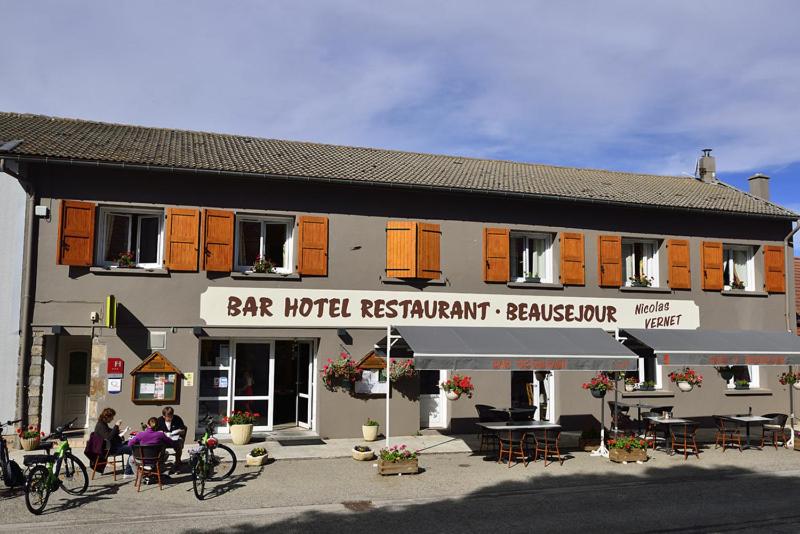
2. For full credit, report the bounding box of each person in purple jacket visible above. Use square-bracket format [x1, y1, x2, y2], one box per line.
[126, 417, 177, 478]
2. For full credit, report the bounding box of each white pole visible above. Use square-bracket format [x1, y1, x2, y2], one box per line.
[789, 365, 795, 448]
[386, 324, 391, 449]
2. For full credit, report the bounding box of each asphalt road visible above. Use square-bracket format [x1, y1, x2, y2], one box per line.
[2, 447, 800, 533]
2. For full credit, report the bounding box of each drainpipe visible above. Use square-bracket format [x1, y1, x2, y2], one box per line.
[784, 219, 800, 334]
[1, 157, 37, 424]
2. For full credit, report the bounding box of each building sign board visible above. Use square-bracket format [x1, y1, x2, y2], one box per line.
[200, 288, 700, 330]
[107, 357, 124, 378]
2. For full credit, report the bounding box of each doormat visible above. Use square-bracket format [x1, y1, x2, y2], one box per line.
[277, 438, 327, 446]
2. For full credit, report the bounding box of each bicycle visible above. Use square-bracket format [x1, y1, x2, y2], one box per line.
[24, 418, 89, 514]
[189, 416, 236, 500]
[1, 419, 25, 489]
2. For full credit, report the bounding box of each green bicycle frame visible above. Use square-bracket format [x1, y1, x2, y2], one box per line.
[43, 439, 71, 487]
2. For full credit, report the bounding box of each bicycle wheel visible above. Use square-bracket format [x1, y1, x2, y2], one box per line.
[191, 453, 207, 500]
[25, 465, 51, 515]
[60, 453, 89, 495]
[210, 443, 236, 480]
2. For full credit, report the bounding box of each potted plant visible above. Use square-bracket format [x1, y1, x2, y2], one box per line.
[608, 434, 649, 463]
[377, 444, 419, 475]
[246, 446, 269, 466]
[716, 366, 735, 381]
[116, 250, 135, 268]
[624, 377, 637, 392]
[582, 373, 613, 398]
[668, 367, 703, 392]
[252, 255, 276, 274]
[362, 418, 380, 441]
[16, 424, 44, 451]
[321, 353, 358, 391]
[778, 371, 800, 391]
[352, 445, 375, 461]
[524, 272, 542, 284]
[731, 273, 746, 290]
[389, 359, 417, 382]
[639, 380, 656, 391]
[734, 379, 750, 390]
[223, 410, 259, 445]
[629, 274, 653, 287]
[441, 374, 474, 400]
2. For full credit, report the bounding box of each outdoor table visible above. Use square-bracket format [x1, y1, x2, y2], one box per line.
[490, 407, 537, 421]
[617, 401, 672, 435]
[644, 415, 692, 453]
[476, 421, 561, 452]
[722, 415, 772, 450]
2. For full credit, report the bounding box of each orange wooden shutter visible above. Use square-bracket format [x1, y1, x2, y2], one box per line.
[386, 221, 417, 278]
[597, 235, 622, 287]
[417, 223, 441, 280]
[483, 227, 510, 282]
[57, 200, 96, 266]
[701, 241, 723, 290]
[165, 208, 200, 271]
[298, 216, 329, 276]
[201, 209, 234, 272]
[560, 232, 585, 285]
[668, 239, 691, 289]
[764, 245, 786, 293]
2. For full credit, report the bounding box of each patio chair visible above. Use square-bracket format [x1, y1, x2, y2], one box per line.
[86, 432, 126, 481]
[528, 429, 563, 467]
[132, 444, 166, 491]
[607, 401, 634, 431]
[760, 413, 789, 449]
[642, 411, 668, 451]
[475, 404, 505, 453]
[670, 422, 701, 460]
[713, 415, 742, 453]
[497, 431, 528, 468]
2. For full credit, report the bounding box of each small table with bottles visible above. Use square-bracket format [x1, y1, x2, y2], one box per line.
[721, 413, 772, 450]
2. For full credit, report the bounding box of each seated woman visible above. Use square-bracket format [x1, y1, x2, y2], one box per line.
[94, 407, 133, 476]
[128, 417, 178, 478]
[156, 406, 187, 471]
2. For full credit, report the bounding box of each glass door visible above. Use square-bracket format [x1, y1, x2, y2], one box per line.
[232, 342, 274, 431]
[198, 340, 233, 429]
[419, 370, 447, 428]
[296, 342, 313, 429]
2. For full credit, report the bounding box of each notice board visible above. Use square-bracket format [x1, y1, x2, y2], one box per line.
[129, 351, 183, 405]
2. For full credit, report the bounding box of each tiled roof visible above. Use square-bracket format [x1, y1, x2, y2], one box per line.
[0, 112, 795, 218]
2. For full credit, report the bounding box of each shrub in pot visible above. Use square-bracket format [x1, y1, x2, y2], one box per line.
[223, 410, 259, 445]
[608, 434, 649, 463]
[352, 445, 375, 461]
[734, 379, 750, 390]
[246, 447, 269, 466]
[362, 418, 380, 441]
[624, 377, 637, 392]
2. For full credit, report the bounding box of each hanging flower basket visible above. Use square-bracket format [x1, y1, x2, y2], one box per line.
[389, 359, 417, 382]
[582, 373, 613, 398]
[669, 367, 702, 392]
[441, 374, 474, 400]
[778, 371, 800, 390]
[321, 353, 358, 391]
[676, 381, 693, 392]
[591, 388, 606, 399]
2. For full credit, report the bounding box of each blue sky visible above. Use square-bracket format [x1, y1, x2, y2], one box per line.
[1, 1, 798, 216]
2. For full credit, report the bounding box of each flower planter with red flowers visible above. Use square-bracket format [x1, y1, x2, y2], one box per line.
[441, 374, 474, 401]
[16, 424, 45, 451]
[608, 435, 649, 463]
[321, 353, 358, 392]
[223, 411, 260, 445]
[377, 445, 419, 475]
[668, 367, 702, 392]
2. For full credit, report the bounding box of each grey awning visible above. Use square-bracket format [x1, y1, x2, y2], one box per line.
[377, 326, 638, 371]
[622, 329, 800, 366]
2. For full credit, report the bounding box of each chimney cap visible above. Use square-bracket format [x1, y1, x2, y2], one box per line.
[748, 173, 769, 180]
[702, 148, 713, 157]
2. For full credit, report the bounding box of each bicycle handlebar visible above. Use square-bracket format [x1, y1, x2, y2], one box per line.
[43, 418, 79, 441]
[1, 419, 22, 427]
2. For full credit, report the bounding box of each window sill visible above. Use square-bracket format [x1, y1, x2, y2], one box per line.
[721, 290, 769, 297]
[506, 282, 564, 290]
[89, 266, 169, 276]
[621, 390, 675, 398]
[724, 388, 772, 396]
[619, 286, 672, 294]
[231, 272, 301, 280]
[380, 276, 448, 286]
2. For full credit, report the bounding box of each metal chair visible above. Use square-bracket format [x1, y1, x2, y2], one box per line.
[132, 444, 166, 491]
[670, 422, 701, 460]
[529, 429, 563, 467]
[497, 431, 528, 468]
[607, 401, 634, 431]
[760, 413, 789, 449]
[642, 411, 668, 451]
[713, 415, 742, 453]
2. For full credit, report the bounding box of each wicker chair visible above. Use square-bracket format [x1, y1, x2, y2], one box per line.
[760, 413, 789, 449]
[713, 415, 742, 453]
[670, 422, 701, 460]
[475, 404, 506, 453]
[497, 431, 528, 468]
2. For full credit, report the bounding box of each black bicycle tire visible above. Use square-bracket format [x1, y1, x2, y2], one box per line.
[60, 453, 89, 495]
[191, 452, 207, 500]
[210, 443, 237, 480]
[24, 465, 50, 515]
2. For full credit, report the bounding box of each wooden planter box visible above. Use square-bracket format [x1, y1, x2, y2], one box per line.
[378, 458, 419, 475]
[609, 448, 648, 463]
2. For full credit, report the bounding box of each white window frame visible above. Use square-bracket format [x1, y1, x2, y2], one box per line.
[622, 238, 660, 287]
[509, 232, 554, 283]
[723, 244, 756, 291]
[233, 215, 294, 274]
[726, 365, 760, 389]
[96, 206, 165, 269]
[638, 358, 663, 389]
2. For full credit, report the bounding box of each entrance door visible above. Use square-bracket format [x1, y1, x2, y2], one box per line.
[533, 371, 555, 423]
[296, 342, 313, 429]
[419, 370, 447, 428]
[232, 342, 273, 431]
[55, 348, 90, 428]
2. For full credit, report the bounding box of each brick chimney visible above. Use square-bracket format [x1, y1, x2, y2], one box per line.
[697, 149, 716, 183]
[748, 173, 770, 200]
